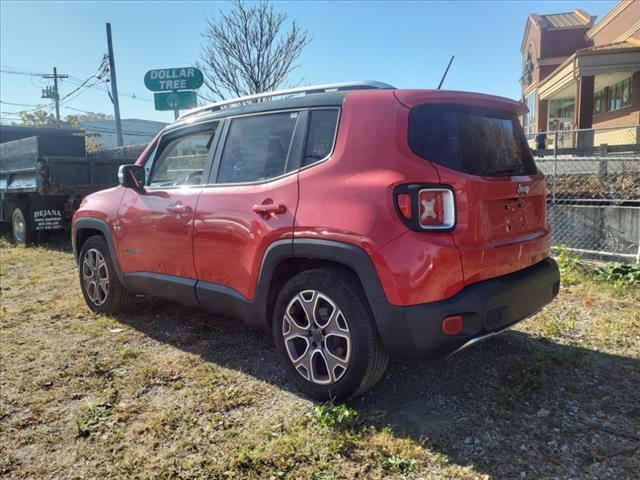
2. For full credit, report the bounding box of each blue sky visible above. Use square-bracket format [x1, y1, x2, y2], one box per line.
[1, 0, 616, 123]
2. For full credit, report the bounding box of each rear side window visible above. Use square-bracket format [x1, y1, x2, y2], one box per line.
[303, 109, 339, 167]
[217, 112, 298, 183]
[408, 104, 537, 176]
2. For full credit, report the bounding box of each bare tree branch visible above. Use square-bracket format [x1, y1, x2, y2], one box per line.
[197, 0, 310, 102]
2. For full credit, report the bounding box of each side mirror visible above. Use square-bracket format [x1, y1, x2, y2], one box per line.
[118, 164, 146, 192]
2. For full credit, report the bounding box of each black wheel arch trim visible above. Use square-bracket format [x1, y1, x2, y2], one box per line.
[196, 238, 389, 330]
[73, 217, 128, 287]
[246, 238, 388, 329]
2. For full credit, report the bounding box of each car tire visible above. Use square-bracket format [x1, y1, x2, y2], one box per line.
[272, 268, 389, 401]
[12, 207, 34, 245]
[78, 235, 135, 314]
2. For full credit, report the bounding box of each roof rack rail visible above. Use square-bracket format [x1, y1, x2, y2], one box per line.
[178, 81, 395, 120]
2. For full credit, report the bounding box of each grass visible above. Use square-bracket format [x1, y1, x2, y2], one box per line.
[1, 235, 639, 479]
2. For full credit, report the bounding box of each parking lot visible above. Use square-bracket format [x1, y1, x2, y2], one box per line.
[1, 235, 638, 479]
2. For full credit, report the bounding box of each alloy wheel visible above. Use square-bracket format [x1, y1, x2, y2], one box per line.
[82, 248, 110, 306]
[282, 290, 351, 385]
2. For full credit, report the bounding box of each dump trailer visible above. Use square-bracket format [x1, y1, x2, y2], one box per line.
[0, 132, 138, 244]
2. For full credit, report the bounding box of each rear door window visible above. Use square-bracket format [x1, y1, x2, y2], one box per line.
[217, 111, 299, 183]
[303, 109, 339, 167]
[408, 104, 537, 176]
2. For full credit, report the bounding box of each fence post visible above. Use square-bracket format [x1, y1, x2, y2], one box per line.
[552, 132, 557, 207]
[599, 143, 608, 179]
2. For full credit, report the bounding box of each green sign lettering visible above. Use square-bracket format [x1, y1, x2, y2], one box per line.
[145, 67, 204, 92]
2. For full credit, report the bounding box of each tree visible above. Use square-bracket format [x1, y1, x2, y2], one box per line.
[18, 110, 57, 127]
[64, 112, 113, 152]
[65, 111, 113, 129]
[198, 0, 310, 101]
[17, 109, 112, 129]
[16, 109, 112, 152]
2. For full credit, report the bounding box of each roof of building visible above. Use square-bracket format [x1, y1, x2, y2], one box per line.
[535, 10, 595, 29]
[538, 39, 640, 92]
[521, 9, 596, 51]
[586, 0, 635, 40]
[579, 39, 640, 55]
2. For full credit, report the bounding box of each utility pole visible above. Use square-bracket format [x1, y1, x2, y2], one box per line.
[41, 67, 69, 127]
[106, 22, 124, 146]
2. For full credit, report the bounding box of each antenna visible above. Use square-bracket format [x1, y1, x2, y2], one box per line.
[437, 55, 455, 90]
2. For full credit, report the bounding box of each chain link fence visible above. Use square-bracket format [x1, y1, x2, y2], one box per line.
[526, 125, 640, 263]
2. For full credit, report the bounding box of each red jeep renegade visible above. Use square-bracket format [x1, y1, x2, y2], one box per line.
[73, 81, 560, 400]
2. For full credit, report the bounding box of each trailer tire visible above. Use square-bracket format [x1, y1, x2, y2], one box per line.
[12, 207, 34, 245]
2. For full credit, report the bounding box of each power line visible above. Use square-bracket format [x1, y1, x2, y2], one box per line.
[2, 64, 154, 104]
[65, 106, 100, 115]
[60, 56, 109, 103]
[0, 100, 45, 107]
[0, 102, 52, 114]
[0, 67, 47, 76]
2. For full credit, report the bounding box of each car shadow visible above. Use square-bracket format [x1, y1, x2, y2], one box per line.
[112, 298, 640, 478]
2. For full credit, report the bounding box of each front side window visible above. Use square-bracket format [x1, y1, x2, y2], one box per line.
[217, 112, 299, 184]
[148, 127, 218, 187]
[302, 109, 339, 167]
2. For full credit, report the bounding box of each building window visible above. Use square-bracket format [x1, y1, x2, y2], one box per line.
[549, 98, 575, 122]
[607, 77, 632, 113]
[593, 90, 604, 116]
[523, 91, 536, 134]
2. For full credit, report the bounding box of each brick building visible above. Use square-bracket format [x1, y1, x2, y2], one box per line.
[520, 0, 640, 146]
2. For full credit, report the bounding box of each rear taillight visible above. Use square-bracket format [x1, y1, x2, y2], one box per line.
[418, 188, 454, 229]
[394, 184, 455, 231]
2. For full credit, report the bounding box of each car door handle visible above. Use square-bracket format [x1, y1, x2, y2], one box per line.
[252, 203, 286, 215]
[166, 204, 192, 214]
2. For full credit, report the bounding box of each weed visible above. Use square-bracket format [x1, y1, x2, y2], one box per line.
[310, 403, 358, 430]
[119, 347, 138, 360]
[521, 354, 551, 391]
[382, 453, 417, 477]
[552, 345, 585, 366]
[0, 454, 20, 474]
[76, 402, 113, 438]
[595, 262, 640, 286]
[556, 244, 582, 286]
[539, 310, 578, 340]
[92, 356, 114, 379]
[311, 470, 339, 480]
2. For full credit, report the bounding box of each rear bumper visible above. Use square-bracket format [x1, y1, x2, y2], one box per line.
[370, 258, 560, 357]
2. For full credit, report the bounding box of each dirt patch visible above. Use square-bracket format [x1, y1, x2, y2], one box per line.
[1, 234, 638, 479]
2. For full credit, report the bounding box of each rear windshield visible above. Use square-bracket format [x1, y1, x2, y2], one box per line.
[408, 104, 537, 176]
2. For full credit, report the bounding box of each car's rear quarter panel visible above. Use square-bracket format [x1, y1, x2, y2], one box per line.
[294, 90, 465, 306]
